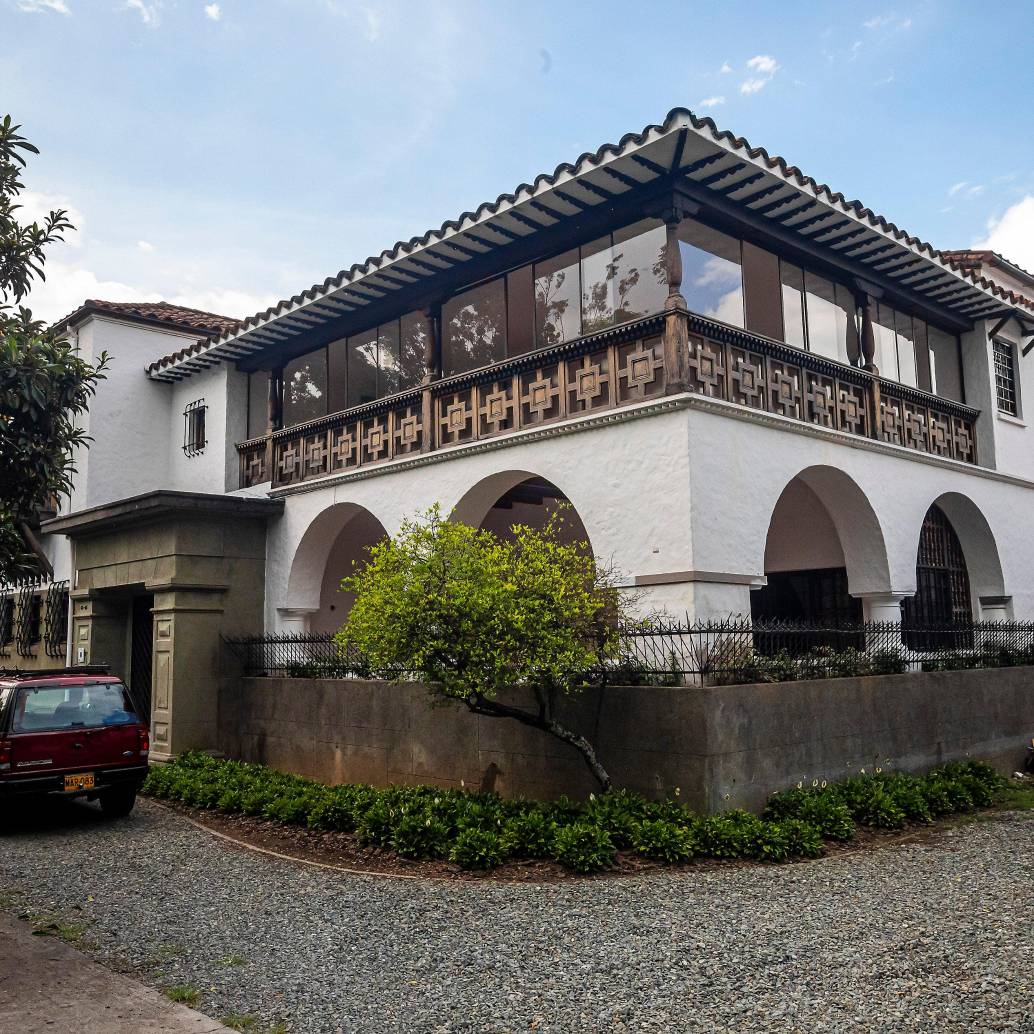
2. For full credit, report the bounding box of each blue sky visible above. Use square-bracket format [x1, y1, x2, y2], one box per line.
[4, 0, 1034, 323]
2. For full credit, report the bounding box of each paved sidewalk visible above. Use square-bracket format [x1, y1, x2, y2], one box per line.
[0, 912, 227, 1034]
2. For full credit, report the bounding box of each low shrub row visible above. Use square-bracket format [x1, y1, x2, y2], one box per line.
[144, 754, 1007, 874]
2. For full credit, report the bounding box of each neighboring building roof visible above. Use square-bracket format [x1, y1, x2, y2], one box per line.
[146, 107, 1034, 382]
[940, 250, 1034, 304]
[53, 299, 238, 339]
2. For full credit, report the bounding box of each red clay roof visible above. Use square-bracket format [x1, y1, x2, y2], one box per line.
[53, 299, 238, 338]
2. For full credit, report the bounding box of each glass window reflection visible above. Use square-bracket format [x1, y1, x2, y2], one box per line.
[677, 220, 744, 327]
[283, 349, 327, 427]
[442, 278, 507, 376]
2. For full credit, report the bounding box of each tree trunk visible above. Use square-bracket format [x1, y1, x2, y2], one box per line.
[464, 692, 613, 792]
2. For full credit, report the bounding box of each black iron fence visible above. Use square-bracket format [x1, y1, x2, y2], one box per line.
[224, 618, 1034, 686]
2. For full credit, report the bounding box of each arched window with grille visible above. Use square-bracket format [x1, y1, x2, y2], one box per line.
[902, 504, 972, 646]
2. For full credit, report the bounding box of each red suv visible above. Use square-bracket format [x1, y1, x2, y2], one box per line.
[0, 667, 149, 817]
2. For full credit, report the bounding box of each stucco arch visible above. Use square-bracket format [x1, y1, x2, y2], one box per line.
[923, 492, 1005, 601]
[762, 464, 892, 598]
[450, 470, 594, 552]
[284, 502, 388, 621]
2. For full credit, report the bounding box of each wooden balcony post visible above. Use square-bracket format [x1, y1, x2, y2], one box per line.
[663, 208, 689, 390]
[421, 306, 441, 452]
[856, 291, 882, 440]
[263, 367, 282, 485]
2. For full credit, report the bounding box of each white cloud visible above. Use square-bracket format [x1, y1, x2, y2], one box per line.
[874, 72, 895, 85]
[137, 240, 155, 252]
[976, 195, 1034, 273]
[166, 287, 278, 319]
[948, 181, 985, 200]
[124, 0, 161, 25]
[740, 54, 779, 95]
[361, 4, 381, 41]
[746, 54, 778, 75]
[203, 2, 220, 19]
[16, 0, 70, 12]
[22, 260, 158, 324]
[719, 61, 732, 74]
[697, 95, 725, 108]
[15, 189, 85, 246]
[864, 12, 912, 30]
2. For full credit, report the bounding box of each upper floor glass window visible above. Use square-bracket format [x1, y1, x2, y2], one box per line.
[779, 262, 858, 365]
[283, 349, 328, 427]
[246, 370, 269, 440]
[677, 220, 744, 327]
[929, 325, 963, 402]
[442, 278, 507, 376]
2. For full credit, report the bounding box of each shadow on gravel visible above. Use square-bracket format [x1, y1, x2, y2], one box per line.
[0, 795, 133, 837]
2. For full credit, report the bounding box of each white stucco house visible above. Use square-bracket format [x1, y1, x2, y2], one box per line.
[7, 107, 1034, 760]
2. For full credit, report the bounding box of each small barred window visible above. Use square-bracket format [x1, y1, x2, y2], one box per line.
[993, 339, 1017, 416]
[183, 399, 207, 456]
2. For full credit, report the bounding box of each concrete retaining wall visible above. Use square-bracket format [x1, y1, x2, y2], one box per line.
[218, 667, 1034, 812]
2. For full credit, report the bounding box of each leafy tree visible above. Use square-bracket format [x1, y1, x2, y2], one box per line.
[0, 114, 108, 582]
[336, 506, 629, 790]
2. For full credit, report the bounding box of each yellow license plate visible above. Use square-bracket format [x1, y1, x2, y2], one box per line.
[64, 772, 95, 792]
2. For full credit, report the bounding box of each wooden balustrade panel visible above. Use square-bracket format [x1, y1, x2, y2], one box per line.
[802, 371, 837, 429]
[392, 401, 425, 457]
[329, 419, 361, 474]
[928, 411, 953, 458]
[952, 415, 976, 463]
[837, 382, 869, 437]
[902, 401, 929, 453]
[519, 360, 564, 426]
[360, 414, 392, 466]
[274, 435, 303, 486]
[686, 334, 727, 398]
[477, 376, 519, 438]
[767, 356, 804, 420]
[879, 396, 905, 447]
[615, 336, 665, 405]
[437, 386, 477, 447]
[238, 441, 269, 488]
[565, 347, 613, 416]
[728, 346, 766, 410]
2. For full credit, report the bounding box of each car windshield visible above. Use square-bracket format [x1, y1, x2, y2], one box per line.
[11, 683, 138, 733]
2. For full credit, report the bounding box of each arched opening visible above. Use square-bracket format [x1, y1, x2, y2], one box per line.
[752, 466, 890, 624]
[453, 472, 593, 551]
[285, 503, 389, 633]
[901, 504, 973, 626]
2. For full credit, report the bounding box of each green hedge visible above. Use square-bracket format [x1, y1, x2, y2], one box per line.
[144, 754, 1007, 874]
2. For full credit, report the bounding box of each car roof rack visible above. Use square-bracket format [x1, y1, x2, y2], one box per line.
[0, 664, 112, 680]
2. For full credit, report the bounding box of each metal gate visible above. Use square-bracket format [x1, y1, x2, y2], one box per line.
[130, 595, 155, 721]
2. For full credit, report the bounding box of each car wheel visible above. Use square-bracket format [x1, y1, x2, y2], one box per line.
[100, 788, 137, 818]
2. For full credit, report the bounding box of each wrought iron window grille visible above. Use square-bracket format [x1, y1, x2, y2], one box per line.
[14, 580, 42, 658]
[0, 593, 13, 657]
[43, 580, 69, 659]
[992, 338, 1018, 416]
[183, 398, 208, 456]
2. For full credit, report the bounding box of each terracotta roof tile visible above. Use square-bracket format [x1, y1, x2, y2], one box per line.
[53, 299, 239, 337]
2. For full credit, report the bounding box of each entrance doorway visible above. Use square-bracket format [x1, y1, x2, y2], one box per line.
[130, 594, 154, 721]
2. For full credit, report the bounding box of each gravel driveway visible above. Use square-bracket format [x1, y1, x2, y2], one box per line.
[1, 797, 1031, 1033]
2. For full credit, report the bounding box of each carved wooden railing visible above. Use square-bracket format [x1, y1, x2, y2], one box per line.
[237, 310, 979, 489]
[682, 314, 978, 465]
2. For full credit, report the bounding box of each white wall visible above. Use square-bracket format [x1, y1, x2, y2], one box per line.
[166, 364, 248, 494]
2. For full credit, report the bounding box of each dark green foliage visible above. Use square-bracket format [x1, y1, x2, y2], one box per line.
[450, 828, 506, 870]
[779, 818, 825, 858]
[630, 819, 696, 864]
[551, 823, 616, 873]
[390, 812, 450, 859]
[1, 116, 109, 581]
[502, 811, 556, 858]
[143, 752, 1007, 875]
[763, 788, 855, 840]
